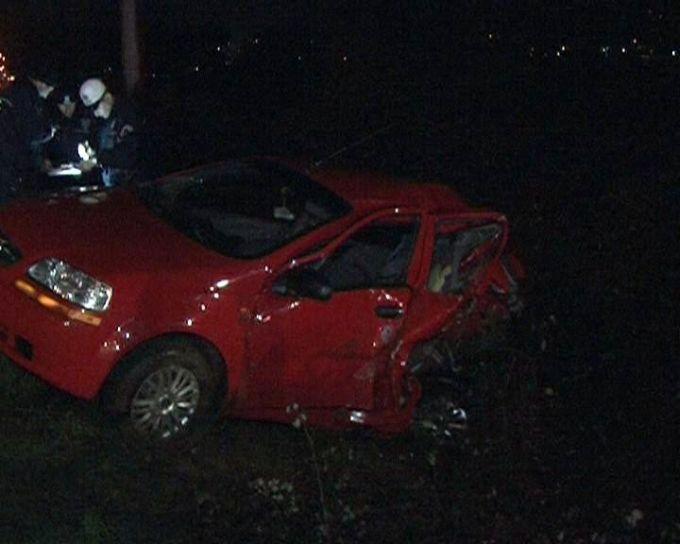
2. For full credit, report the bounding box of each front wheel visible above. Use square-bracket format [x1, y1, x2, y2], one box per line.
[102, 337, 226, 448]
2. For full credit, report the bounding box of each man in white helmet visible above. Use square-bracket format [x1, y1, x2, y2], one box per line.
[79, 78, 107, 109]
[78, 78, 139, 187]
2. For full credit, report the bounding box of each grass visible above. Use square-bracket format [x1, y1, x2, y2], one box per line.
[1, 337, 675, 543]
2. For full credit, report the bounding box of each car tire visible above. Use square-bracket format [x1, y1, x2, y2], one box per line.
[102, 337, 226, 449]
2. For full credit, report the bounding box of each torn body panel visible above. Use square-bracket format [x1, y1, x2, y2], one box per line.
[236, 215, 513, 434]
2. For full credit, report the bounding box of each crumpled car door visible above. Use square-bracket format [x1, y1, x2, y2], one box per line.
[397, 212, 509, 357]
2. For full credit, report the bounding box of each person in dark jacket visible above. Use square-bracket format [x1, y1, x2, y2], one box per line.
[0, 68, 59, 202]
[43, 84, 92, 167]
[78, 78, 139, 187]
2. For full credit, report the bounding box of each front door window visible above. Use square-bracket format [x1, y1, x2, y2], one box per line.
[319, 219, 419, 291]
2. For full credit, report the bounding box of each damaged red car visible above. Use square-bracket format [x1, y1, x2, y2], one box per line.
[0, 158, 523, 444]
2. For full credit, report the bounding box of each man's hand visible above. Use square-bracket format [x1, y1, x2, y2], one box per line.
[78, 159, 97, 173]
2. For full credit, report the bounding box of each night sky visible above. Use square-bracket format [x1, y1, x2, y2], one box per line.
[3, 1, 680, 80]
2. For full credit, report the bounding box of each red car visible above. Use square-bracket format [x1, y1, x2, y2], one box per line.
[0, 159, 523, 444]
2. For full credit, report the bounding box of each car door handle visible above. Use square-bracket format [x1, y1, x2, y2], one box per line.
[375, 306, 404, 319]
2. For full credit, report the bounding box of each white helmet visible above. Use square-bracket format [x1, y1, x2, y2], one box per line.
[79, 78, 107, 107]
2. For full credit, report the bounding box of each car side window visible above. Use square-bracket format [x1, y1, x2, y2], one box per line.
[428, 223, 502, 294]
[319, 218, 419, 291]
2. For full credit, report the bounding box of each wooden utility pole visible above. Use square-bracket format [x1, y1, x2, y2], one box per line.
[121, 0, 141, 95]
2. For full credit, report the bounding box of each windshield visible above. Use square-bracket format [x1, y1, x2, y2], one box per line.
[137, 160, 351, 259]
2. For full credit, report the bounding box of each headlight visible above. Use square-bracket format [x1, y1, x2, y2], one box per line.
[28, 258, 112, 312]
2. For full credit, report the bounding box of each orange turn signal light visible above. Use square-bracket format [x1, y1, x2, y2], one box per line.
[14, 279, 102, 326]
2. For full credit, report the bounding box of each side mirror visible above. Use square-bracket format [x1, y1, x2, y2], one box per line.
[273, 267, 332, 301]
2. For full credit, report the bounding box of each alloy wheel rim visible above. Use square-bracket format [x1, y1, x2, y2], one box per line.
[130, 364, 201, 439]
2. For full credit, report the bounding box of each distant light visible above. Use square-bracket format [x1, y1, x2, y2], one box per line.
[633, 38, 638, 45]
[561, 45, 566, 52]
[621, 47, 626, 54]
[297, 55, 302, 61]
[673, 50, 677, 57]
[194, 65, 199, 72]
[254, 38, 259, 44]
[556, 51, 561, 57]
[342, 55, 348, 62]
[217, 45, 222, 52]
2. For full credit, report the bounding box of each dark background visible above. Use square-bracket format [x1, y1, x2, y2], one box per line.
[0, 2, 677, 542]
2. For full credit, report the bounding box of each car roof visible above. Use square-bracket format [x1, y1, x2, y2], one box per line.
[272, 158, 471, 214]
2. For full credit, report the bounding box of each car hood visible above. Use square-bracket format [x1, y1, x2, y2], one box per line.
[0, 189, 237, 283]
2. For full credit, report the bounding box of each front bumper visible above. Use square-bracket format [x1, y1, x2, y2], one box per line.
[0, 278, 116, 399]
